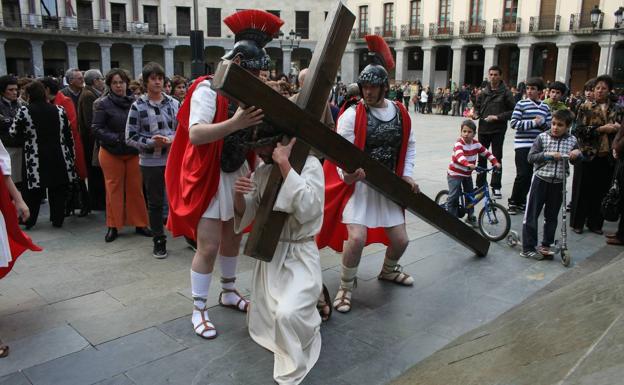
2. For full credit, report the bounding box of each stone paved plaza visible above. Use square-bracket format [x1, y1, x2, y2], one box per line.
[0, 112, 619, 385]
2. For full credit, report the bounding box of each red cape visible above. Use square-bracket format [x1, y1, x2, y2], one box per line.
[0, 175, 42, 279]
[165, 76, 255, 241]
[316, 100, 411, 252]
[54, 92, 87, 180]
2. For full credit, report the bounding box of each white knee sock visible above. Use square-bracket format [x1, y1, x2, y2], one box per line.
[190, 269, 212, 309]
[340, 265, 358, 290]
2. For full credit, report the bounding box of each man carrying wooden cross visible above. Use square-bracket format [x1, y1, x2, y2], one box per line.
[317, 35, 419, 313]
[165, 9, 281, 339]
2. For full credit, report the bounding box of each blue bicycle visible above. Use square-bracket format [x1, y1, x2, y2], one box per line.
[435, 167, 511, 242]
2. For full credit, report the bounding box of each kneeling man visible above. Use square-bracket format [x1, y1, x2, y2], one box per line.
[233, 124, 324, 385]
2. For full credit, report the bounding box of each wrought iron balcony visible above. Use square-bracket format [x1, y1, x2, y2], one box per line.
[569, 12, 603, 33]
[429, 22, 454, 39]
[492, 18, 522, 35]
[374, 26, 396, 39]
[459, 19, 485, 37]
[0, 13, 167, 37]
[400, 24, 424, 40]
[350, 27, 370, 40]
[529, 15, 561, 34]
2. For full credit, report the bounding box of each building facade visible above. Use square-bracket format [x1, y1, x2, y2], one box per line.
[0, 0, 334, 78]
[341, 0, 624, 93]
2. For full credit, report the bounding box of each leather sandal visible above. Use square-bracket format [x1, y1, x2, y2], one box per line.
[218, 278, 249, 312]
[378, 264, 414, 286]
[606, 237, 624, 246]
[192, 298, 217, 339]
[0, 341, 9, 358]
[333, 287, 352, 313]
[317, 284, 332, 322]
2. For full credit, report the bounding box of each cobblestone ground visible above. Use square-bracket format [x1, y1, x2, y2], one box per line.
[0, 112, 618, 385]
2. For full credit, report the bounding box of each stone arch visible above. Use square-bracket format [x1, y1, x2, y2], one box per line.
[143, 45, 164, 68]
[42, 40, 67, 77]
[174, 45, 191, 77]
[5, 38, 31, 76]
[77, 42, 101, 71]
[110, 43, 133, 76]
[569, 42, 600, 94]
[204, 46, 225, 75]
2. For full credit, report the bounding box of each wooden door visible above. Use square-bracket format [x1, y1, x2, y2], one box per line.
[580, 0, 599, 28]
[539, 0, 556, 30]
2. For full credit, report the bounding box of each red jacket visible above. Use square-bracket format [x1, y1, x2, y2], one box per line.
[54, 92, 87, 180]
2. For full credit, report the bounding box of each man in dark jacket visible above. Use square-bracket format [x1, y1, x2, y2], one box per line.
[0, 75, 23, 185]
[61, 68, 84, 109]
[472, 65, 516, 198]
[78, 69, 106, 211]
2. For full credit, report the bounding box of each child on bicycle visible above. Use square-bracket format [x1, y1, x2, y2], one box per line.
[447, 120, 501, 226]
[521, 109, 582, 260]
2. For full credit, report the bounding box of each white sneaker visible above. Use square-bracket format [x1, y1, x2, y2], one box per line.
[492, 189, 502, 199]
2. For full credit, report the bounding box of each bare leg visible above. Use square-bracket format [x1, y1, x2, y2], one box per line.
[334, 224, 367, 313]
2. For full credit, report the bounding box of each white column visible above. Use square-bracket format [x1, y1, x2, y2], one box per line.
[451, 46, 465, 86]
[67, 42, 79, 70]
[132, 44, 143, 79]
[395, 48, 407, 82]
[517, 44, 533, 84]
[598, 41, 614, 75]
[421, 47, 435, 88]
[282, 48, 292, 75]
[0, 39, 6, 76]
[555, 43, 572, 85]
[340, 49, 358, 84]
[100, 43, 111, 74]
[31, 40, 44, 77]
[164, 47, 174, 77]
[482, 45, 497, 80]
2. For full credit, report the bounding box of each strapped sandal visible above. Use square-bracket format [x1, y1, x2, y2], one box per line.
[0, 342, 8, 358]
[378, 264, 414, 286]
[192, 298, 217, 340]
[333, 283, 354, 314]
[218, 277, 250, 313]
[317, 284, 332, 322]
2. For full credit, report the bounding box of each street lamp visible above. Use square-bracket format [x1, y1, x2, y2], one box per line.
[615, 6, 624, 28]
[590, 5, 602, 28]
[413, 50, 419, 61]
[542, 48, 549, 60]
[472, 49, 479, 61]
[278, 29, 302, 50]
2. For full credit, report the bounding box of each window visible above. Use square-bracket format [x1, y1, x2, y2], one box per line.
[143, 5, 158, 34]
[502, 0, 518, 29]
[469, 0, 483, 31]
[409, 1, 421, 34]
[176, 7, 191, 36]
[111, 3, 126, 33]
[206, 7, 221, 37]
[267, 10, 280, 37]
[439, 0, 451, 32]
[358, 6, 368, 35]
[383, 3, 393, 37]
[2, 0, 21, 27]
[295, 11, 309, 39]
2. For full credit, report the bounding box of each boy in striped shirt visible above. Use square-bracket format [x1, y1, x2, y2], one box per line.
[508, 77, 552, 215]
[447, 120, 501, 225]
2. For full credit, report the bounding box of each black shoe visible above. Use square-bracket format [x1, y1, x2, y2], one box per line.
[508, 205, 518, 215]
[105, 228, 118, 242]
[153, 237, 168, 259]
[52, 221, 63, 228]
[135, 227, 153, 237]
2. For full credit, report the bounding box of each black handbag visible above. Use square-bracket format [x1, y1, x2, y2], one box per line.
[601, 164, 622, 222]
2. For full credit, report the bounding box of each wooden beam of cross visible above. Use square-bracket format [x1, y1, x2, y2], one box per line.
[212, 60, 491, 258]
[237, 1, 356, 262]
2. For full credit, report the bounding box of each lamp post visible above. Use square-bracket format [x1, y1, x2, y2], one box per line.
[590, 6, 624, 76]
[278, 29, 301, 77]
[190, 0, 204, 79]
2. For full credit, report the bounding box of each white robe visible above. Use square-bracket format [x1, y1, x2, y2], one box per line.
[235, 155, 324, 385]
[0, 139, 12, 267]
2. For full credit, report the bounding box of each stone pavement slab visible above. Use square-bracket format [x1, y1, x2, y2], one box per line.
[0, 373, 32, 385]
[22, 328, 185, 385]
[0, 325, 89, 377]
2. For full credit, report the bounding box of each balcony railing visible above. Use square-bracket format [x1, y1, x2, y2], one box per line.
[374, 26, 396, 39]
[0, 13, 167, 36]
[400, 24, 424, 40]
[492, 18, 522, 34]
[529, 15, 561, 32]
[429, 22, 454, 38]
[459, 19, 485, 36]
[569, 12, 603, 32]
[350, 27, 370, 40]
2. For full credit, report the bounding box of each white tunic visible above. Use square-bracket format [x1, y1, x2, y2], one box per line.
[0, 139, 12, 268]
[190, 79, 249, 221]
[235, 156, 324, 385]
[337, 101, 416, 227]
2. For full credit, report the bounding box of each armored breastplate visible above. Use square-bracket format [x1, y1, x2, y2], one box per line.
[364, 103, 403, 171]
[220, 102, 250, 173]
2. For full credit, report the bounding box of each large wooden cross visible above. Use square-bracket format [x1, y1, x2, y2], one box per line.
[212, 1, 490, 260]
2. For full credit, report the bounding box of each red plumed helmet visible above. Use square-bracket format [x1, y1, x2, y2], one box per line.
[364, 35, 395, 70]
[224, 10, 284, 46]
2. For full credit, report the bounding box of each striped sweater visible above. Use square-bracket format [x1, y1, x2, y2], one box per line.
[448, 138, 499, 178]
[511, 98, 552, 149]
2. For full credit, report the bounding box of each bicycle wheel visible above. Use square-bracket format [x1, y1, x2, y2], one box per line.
[478, 202, 511, 242]
[435, 190, 449, 210]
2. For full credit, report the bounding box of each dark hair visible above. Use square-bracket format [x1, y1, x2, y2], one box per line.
[488, 65, 502, 75]
[129, 80, 142, 94]
[25, 81, 46, 103]
[549, 81, 567, 94]
[584, 78, 596, 91]
[526, 77, 545, 91]
[142, 62, 165, 85]
[17, 77, 32, 89]
[105, 68, 131, 88]
[38, 76, 60, 95]
[552, 109, 575, 127]
[595, 74, 614, 91]
[171, 75, 186, 93]
[0, 75, 17, 94]
[461, 119, 477, 133]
